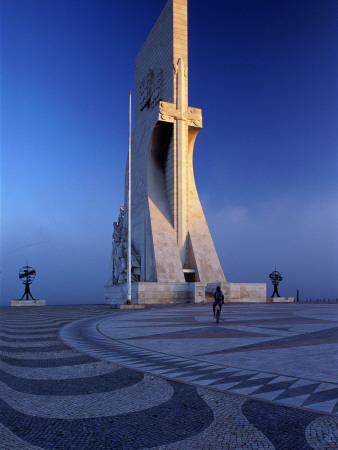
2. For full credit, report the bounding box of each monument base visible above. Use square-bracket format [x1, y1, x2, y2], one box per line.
[11, 300, 46, 307]
[104, 282, 206, 305]
[267, 297, 294, 303]
[105, 282, 267, 305]
[109, 304, 145, 309]
[206, 282, 267, 303]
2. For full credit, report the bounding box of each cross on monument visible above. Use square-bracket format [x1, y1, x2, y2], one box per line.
[158, 57, 202, 261]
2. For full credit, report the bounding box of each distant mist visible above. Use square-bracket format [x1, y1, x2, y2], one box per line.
[207, 195, 338, 300]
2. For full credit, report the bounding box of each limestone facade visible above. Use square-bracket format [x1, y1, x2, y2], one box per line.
[105, 0, 266, 304]
[129, 0, 225, 286]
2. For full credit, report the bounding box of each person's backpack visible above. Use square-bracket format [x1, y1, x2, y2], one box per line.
[214, 290, 223, 302]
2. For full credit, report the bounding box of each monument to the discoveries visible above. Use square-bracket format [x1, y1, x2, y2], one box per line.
[105, 0, 266, 304]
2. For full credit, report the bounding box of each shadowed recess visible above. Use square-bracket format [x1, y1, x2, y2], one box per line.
[242, 398, 319, 450]
[0, 381, 213, 449]
[0, 367, 143, 395]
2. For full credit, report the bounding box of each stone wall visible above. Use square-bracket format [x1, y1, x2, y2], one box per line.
[205, 283, 267, 303]
[227, 283, 267, 303]
[104, 282, 205, 305]
[105, 282, 267, 305]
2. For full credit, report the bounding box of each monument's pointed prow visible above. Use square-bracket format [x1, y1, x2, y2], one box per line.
[105, 0, 266, 305]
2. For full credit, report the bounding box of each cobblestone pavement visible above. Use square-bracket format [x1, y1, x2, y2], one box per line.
[1, 304, 337, 449]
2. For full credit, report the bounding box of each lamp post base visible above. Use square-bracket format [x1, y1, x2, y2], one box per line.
[11, 300, 46, 307]
[266, 297, 294, 303]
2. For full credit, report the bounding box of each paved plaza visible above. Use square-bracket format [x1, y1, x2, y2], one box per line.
[1, 303, 337, 449]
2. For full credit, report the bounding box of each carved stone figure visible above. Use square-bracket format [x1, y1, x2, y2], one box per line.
[111, 206, 141, 284]
[131, 252, 141, 282]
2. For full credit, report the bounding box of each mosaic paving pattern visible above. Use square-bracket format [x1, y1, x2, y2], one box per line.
[1, 304, 337, 449]
[62, 303, 338, 416]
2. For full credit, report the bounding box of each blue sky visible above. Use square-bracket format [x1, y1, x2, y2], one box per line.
[1, 0, 337, 305]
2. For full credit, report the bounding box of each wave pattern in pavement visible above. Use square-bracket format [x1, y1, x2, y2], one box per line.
[0, 304, 337, 449]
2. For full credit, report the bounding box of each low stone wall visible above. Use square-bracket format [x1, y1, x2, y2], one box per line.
[206, 282, 266, 303]
[104, 282, 205, 305]
[105, 282, 268, 305]
[227, 283, 266, 302]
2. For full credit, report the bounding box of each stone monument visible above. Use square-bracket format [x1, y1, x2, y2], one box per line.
[105, 0, 266, 304]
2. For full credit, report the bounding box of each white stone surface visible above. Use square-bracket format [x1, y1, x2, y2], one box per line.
[267, 297, 294, 303]
[228, 283, 267, 302]
[11, 300, 46, 306]
[105, 281, 203, 304]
